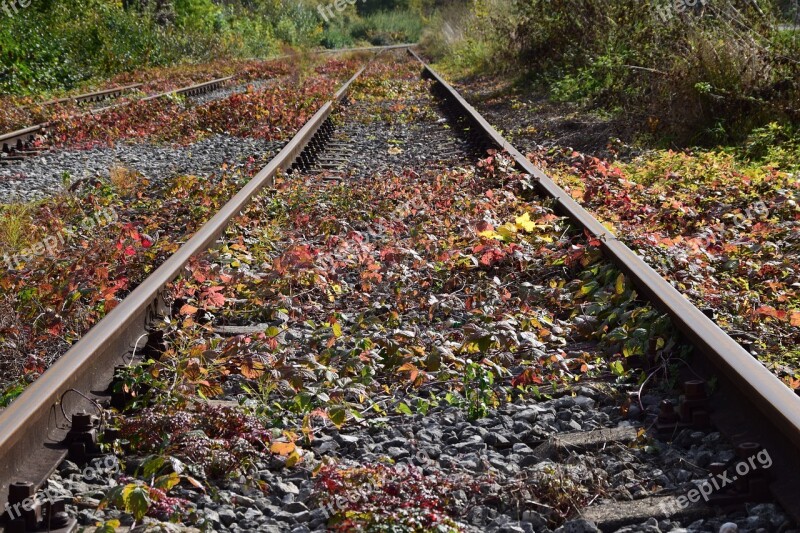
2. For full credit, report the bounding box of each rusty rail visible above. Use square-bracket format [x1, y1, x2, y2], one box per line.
[1, 77, 235, 162]
[34, 84, 143, 107]
[0, 58, 373, 514]
[407, 48, 800, 518]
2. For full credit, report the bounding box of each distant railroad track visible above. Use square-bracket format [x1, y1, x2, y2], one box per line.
[33, 83, 143, 108]
[1, 46, 799, 532]
[0, 77, 232, 166]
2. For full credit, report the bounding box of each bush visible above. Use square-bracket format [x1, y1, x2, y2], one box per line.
[422, 0, 800, 145]
[350, 9, 424, 44]
[0, 0, 324, 95]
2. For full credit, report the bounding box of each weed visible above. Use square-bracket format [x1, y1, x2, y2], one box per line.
[0, 203, 34, 253]
[108, 166, 141, 198]
[463, 361, 497, 419]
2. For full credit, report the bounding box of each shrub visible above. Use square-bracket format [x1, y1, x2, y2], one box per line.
[422, 0, 800, 145]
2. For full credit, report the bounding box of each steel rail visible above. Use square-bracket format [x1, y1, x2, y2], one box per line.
[34, 83, 143, 107]
[0, 62, 370, 509]
[1, 77, 235, 158]
[408, 48, 800, 516]
[0, 125, 44, 153]
[140, 76, 233, 102]
[320, 43, 418, 54]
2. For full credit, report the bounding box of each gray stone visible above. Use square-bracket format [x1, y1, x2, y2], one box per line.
[58, 460, 82, 477]
[274, 511, 297, 524]
[514, 408, 540, 423]
[554, 518, 601, 533]
[285, 502, 309, 513]
[203, 509, 221, 527]
[387, 446, 410, 460]
[218, 508, 237, 527]
[273, 481, 300, 496]
[315, 440, 340, 454]
[574, 395, 596, 409]
[336, 434, 359, 446]
[614, 517, 661, 533]
[512, 443, 534, 455]
[485, 432, 511, 449]
[243, 507, 263, 521]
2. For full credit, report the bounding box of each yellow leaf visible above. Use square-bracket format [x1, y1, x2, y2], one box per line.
[615, 273, 625, 295]
[497, 223, 518, 240]
[270, 441, 296, 456]
[286, 450, 303, 467]
[515, 213, 536, 232]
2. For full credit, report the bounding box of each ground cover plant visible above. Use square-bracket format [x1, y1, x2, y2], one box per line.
[49, 57, 360, 148]
[527, 142, 800, 386]
[431, 30, 800, 389]
[0, 58, 296, 134]
[0, 56, 359, 404]
[99, 56, 686, 529]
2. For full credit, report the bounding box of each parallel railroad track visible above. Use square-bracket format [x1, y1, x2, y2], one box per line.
[1, 47, 799, 532]
[0, 77, 232, 166]
[0, 44, 418, 167]
[33, 84, 143, 108]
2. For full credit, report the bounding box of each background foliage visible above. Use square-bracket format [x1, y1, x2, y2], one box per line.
[0, 0, 429, 94]
[422, 0, 800, 145]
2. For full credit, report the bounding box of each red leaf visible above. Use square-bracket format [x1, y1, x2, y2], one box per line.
[180, 304, 198, 315]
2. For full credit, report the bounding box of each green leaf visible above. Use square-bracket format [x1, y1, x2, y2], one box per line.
[123, 485, 151, 521]
[100, 486, 125, 510]
[476, 335, 494, 352]
[609, 360, 626, 377]
[141, 455, 165, 479]
[154, 472, 180, 491]
[329, 406, 347, 427]
[579, 281, 599, 296]
[396, 402, 412, 415]
[93, 520, 121, 533]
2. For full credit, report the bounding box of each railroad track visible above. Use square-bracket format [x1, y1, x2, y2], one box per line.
[33, 84, 143, 108]
[0, 77, 232, 166]
[1, 48, 799, 532]
[0, 44, 416, 168]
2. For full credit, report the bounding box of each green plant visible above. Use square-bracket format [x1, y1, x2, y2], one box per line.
[0, 381, 26, 408]
[351, 9, 424, 45]
[423, 0, 800, 144]
[0, 203, 34, 253]
[463, 361, 496, 419]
